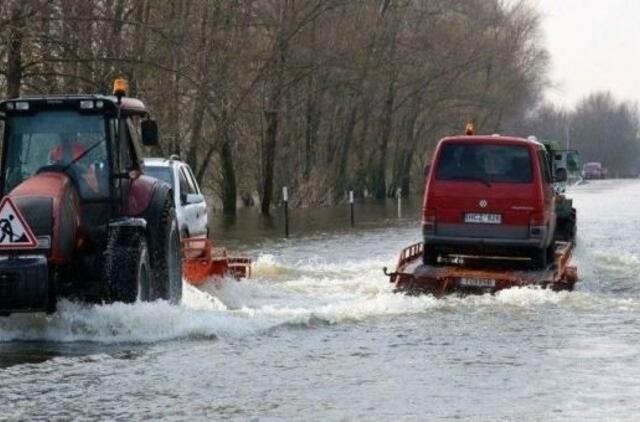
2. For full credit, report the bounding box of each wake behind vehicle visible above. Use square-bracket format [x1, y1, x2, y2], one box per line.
[0, 79, 182, 316]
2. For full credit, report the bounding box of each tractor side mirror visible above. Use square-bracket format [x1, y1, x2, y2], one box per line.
[141, 120, 159, 146]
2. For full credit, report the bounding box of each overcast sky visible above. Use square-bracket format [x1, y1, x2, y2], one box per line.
[536, 0, 640, 108]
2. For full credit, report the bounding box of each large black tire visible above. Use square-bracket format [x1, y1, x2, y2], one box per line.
[103, 230, 151, 303]
[146, 196, 182, 304]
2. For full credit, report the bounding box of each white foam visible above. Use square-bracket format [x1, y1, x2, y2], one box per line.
[0, 246, 627, 344]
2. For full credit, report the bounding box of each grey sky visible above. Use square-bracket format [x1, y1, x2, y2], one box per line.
[537, 0, 640, 107]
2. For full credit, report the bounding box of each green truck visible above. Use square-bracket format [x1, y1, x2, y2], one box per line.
[541, 140, 578, 243]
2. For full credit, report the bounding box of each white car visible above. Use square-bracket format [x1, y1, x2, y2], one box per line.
[143, 156, 208, 240]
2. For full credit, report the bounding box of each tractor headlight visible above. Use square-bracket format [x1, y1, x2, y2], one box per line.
[15, 101, 29, 111]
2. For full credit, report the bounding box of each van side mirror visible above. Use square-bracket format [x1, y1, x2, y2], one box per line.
[424, 164, 431, 177]
[141, 120, 159, 146]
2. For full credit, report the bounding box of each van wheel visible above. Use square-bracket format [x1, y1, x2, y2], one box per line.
[422, 245, 438, 266]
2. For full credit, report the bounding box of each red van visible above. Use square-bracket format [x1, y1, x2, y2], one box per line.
[422, 135, 557, 269]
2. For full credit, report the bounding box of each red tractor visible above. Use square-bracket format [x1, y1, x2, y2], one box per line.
[0, 80, 182, 315]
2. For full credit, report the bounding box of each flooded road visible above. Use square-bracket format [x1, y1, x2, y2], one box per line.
[2, 180, 640, 420]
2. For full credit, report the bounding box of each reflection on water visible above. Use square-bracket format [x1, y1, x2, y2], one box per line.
[210, 196, 424, 249]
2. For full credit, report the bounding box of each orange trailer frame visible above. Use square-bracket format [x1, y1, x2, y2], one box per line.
[182, 238, 251, 286]
[384, 241, 578, 296]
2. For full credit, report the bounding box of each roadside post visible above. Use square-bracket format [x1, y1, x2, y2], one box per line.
[283, 186, 289, 238]
[349, 190, 355, 227]
[397, 187, 402, 219]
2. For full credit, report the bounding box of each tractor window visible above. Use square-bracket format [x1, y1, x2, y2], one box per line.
[2, 111, 109, 199]
[120, 121, 135, 172]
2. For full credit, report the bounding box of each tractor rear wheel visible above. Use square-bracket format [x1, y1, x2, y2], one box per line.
[147, 196, 182, 304]
[104, 231, 151, 303]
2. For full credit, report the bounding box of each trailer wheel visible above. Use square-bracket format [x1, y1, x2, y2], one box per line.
[533, 243, 555, 270]
[147, 196, 182, 304]
[104, 231, 151, 303]
[422, 245, 438, 266]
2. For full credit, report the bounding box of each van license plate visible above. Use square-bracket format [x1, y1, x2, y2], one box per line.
[459, 277, 496, 288]
[464, 213, 501, 224]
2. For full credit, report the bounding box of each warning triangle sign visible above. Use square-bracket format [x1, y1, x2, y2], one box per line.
[0, 196, 38, 250]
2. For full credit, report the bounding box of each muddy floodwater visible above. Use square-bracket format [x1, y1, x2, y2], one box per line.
[1, 180, 640, 421]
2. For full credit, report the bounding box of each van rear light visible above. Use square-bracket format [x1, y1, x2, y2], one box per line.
[529, 226, 543, 238]
[422, 208, 436, 234]
[529, 212, 544, 238]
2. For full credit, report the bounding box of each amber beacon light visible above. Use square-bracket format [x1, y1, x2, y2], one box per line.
[113, 77, 128, 97]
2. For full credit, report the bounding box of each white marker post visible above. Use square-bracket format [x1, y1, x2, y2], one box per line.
[349, 190, 355, 227]
[397, 187, 402, 219]
[283, 186, 289, 237]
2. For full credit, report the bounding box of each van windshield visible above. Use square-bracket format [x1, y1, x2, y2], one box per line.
[436, 143, 532, 184]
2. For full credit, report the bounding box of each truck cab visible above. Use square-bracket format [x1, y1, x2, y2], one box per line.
[422, 135, 557, 269]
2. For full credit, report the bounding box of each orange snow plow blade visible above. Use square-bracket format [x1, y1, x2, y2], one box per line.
[182, 238, 251, 286]
[384, 241, 578, 297]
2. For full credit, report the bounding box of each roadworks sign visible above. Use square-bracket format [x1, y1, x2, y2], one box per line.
[0, 196, 38, 249]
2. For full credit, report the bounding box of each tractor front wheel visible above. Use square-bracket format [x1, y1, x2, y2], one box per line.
[104, 231, 151, 303]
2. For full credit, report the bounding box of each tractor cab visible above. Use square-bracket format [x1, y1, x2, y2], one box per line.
[0, 80, 181, 316]
[0, 87, 158, 241]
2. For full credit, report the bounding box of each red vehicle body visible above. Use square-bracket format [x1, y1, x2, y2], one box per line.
[422, 135, 557, 269]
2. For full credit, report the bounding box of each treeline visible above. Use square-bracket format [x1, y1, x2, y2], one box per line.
[0, 0, 548, 214]
[511, 92, 640, 176]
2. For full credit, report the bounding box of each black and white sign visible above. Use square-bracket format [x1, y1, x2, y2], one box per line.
[0, 196, 38, 249]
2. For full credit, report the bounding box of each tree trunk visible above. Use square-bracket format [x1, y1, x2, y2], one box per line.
[261, 108, 279, 215]
[219, 128, 237, 215]
[6, 5, 25, 98]
[371, 79, 396, 199]
[333, 105, 358, 196]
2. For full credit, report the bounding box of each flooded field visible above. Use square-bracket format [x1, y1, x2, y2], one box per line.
[1, 180, 640, 421]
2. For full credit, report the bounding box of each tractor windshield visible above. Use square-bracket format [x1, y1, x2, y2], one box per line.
[2, 110, 109, 199]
